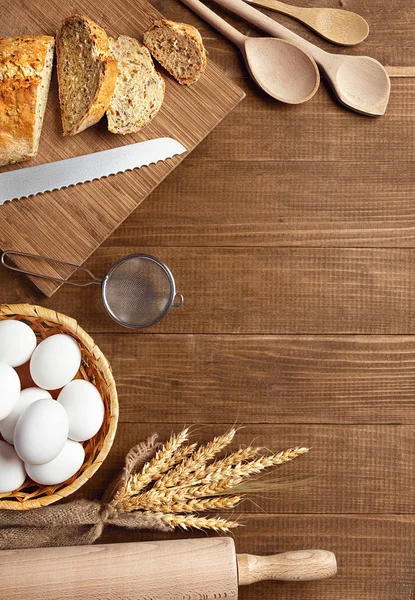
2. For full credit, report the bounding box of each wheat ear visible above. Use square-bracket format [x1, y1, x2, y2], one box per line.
[123, 496, 241, 513]
[127, 428, 189, 495]
[156, 447, 309, 497]
[179, 446, 260, 487]
[160, 513, 239, 532]
[154, 428, 237, 490]
[123, 447, 308, 509]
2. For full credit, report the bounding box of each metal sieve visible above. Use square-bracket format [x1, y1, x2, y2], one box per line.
[1, 251, 183, 329]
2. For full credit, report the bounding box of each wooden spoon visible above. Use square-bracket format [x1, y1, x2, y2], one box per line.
[244, 0, 369, 46]
[210, 0, 390, 115]
[179, 0, 320, 103]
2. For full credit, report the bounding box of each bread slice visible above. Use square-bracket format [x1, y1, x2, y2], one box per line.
[143, 19, 207, 85]
[0, 35, 54, 166]
[56, 14, 118, 136]
[107, 36, 165, 135]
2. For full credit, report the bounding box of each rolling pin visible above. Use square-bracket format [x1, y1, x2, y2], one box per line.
[1, 537, 337, 598]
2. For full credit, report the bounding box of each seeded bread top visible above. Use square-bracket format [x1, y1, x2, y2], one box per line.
[0, 35, 54, 82]
[0, 35, 54, 166]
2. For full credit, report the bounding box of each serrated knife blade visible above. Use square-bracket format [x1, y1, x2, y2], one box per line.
[0, 137, 187, 205]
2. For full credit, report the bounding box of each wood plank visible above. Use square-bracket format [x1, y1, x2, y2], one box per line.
[196, 79, 415, 163]
[0, 0, 244, 297]
[77, 423, 415, 514]
[16, 247, 415, 334]
[89, 334, 415, 424]
[98, 514, 415, 600]
[387, 66, 415, 77]
[107, 160, 415, 248]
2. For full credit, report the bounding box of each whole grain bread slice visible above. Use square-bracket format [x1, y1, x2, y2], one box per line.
[56, 14, 118, 136]
[143, 19, 207, 85]
[107, 36, 165, 135]
[0, 35, 54, 166]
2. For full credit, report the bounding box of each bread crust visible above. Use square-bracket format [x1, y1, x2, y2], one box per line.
[0, 35, 54, 166]
[56, 14, 118, 136]
[144, 19, 207, 85]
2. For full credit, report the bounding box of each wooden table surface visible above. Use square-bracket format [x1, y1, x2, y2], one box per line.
[1, 0, 414, 597]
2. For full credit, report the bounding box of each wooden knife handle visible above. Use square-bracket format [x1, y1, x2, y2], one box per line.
[237, 549, 337, 584]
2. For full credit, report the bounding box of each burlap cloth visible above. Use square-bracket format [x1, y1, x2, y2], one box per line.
[0, 434, 173, 550]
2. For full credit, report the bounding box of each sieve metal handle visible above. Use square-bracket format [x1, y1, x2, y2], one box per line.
[173, 293, 184, 308]
[1, 251, 102, 287]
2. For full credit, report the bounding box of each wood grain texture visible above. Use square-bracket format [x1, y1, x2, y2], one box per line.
[107, 159, 415, 248]
[1, 540, 335, 598]
[237, 548, 337, 583]
[13, 246, 415, 334]
[1, 538, 239, 600]
[0, 0, 244, 296]
[90, 334, 415, 424]
[1, 0, 415, 598]
[195, 80, 415, 162]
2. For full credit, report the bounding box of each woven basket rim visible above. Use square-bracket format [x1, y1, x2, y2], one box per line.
[0, 303, 119, 510]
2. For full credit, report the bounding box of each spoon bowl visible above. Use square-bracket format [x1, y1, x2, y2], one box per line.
[326, 55, 391, 116]
[243, 37, 319, 103]
[314, 9, 369, 46]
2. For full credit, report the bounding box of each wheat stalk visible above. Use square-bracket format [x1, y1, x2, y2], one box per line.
[122, 485, 242, 511]
[160, 513, 239, 532]
[156, 447, 309, 497]
[112, 438, 196, 507]
[114, 427, 309, 533]
[176, 446, 260, 487]
[125, 494, 241, 514]
[153, 428, 237, 490]
[126, 428, 189, 496]
[121, 447, 307, 510]
[151, 442, 198, 482]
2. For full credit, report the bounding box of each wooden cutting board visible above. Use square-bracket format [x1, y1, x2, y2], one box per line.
[0, 0, 244, 296]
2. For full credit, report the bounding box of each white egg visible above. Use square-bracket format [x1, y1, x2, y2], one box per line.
[58, 380, 105, 442]
[25, 439, 85, 485]
[0, 387, 52, 444]
[0, 320, 37, 367]
[0, 363, 21, 420]
[14, 398, 69, 465]
[30, 334, 82, 390]
[0, 440, 26, 493]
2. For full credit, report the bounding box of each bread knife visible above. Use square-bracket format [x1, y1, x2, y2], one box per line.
[0, 138, 187, 205]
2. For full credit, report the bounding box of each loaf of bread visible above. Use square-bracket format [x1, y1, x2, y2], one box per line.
[56, 15, 118, 136]
[143, 19, 207, 85]
[0, 35, 54, 167]
[107, 36, 165, 135]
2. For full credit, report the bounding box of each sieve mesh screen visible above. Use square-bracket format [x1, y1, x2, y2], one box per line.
[103, 256, 174, 328]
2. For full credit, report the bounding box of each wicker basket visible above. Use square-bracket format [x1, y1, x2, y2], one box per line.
[0, 304, 118, 510]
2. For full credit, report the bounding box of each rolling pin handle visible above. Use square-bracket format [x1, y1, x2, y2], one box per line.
[237, 549, 337, 585]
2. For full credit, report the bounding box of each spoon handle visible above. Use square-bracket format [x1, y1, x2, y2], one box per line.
[243, 0, 369, 46]
[179, 0, 247, 47]
[209, 0, 327, 62]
